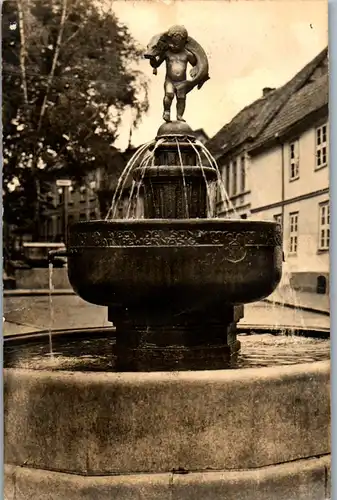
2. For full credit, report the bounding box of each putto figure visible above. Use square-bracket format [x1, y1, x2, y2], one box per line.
[144, 25, 210, 123]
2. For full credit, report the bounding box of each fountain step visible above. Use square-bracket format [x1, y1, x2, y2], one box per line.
[4, 361, 330, 475]
[4, 454, 330, 500]
[4, 289, 75, 297]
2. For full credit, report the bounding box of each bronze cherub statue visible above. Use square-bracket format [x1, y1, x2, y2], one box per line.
[144, 25, 210, 123]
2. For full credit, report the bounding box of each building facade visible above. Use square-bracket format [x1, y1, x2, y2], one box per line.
[207, 47, 329, 293]
[249, 73, 329, 293]
[41, 169, 101, 241]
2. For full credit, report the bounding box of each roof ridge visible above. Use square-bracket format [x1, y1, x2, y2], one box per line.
[206, 97, 266, 150]
[249, 71, 328, 152]
[252, 46, 328, 139]
[206, 47, 328, 157]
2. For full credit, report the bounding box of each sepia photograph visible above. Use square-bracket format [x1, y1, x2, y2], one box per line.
[3, 0, 330, 498]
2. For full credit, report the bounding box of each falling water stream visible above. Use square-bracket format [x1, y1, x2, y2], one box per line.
[267, 264, 308, 334]
[176, 138, 189, 217]
[104, 136, 239, 221]
[195, 139, 239, 215]
[47, 263, 54, 356]
[105, 140, 155, 220]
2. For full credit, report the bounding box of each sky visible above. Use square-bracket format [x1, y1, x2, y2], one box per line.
[110, 0, 328, 150]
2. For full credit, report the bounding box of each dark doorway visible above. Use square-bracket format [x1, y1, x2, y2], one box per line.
[316, 275, 327, 294]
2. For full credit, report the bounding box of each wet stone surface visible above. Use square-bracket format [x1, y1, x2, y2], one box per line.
[3, 297, 330, 336]
[4, 333, 330, 372]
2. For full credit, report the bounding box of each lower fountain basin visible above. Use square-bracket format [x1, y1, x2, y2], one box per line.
[67, 219, 282, 309]
[4, 328, 330, 499]
[4, 327, 330, 372]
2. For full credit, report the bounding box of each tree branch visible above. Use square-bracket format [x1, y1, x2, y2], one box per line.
[17, 0, 29, 109]
[37, 0, 68, 133]
[62, 20, 87, 48]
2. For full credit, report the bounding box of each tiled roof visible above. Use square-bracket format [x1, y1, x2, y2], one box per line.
[250, 72, 328, 152]
[206, 94, 275, 158]
[206, 47, 328, 159]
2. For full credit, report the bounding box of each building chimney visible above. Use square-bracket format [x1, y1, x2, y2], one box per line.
[262, 87, 275, 97]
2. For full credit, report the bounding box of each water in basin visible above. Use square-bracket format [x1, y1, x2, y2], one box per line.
[4, 331, 330, 372]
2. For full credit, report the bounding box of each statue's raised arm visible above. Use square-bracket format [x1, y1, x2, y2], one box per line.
[144, 25, 210, 123]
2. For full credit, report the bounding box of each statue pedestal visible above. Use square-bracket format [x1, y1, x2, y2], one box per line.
[109, 304, 244, 371]
[156, 120, 195, 139]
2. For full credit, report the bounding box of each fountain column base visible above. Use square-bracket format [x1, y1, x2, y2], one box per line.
[109, 304, 243, 371]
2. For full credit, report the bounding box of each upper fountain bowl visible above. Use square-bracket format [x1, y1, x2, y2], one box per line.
[67, 218, 282, 312]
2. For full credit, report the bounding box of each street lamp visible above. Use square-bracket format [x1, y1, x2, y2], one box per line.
[56, 179, 72, 245]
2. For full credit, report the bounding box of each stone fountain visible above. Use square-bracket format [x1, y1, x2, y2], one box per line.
[67, 24, 281, 372]
[4, 25, 330, 500]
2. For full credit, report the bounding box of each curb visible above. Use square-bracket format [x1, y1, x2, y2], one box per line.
[4, 292, 330, 316]
[263, 298, 330, 317]
[4, 289, 76, 297]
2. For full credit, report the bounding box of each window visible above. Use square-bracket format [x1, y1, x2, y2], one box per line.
[68, 185, 74, 204]
[274, 214, 282, 226]
[240, 156, 246, 193]
[80, 186, 86, 202]
[316, 124, 328, 169]
[232, 160, 237, 196]
[89, 180, 97, 200]
[225, 165, 230, 195]
[316, 276, 327, 294]
[58, 188, 64, 205]
[289, 212, 298, 254]
[289, 141, 299, 180]
[318, 202, 330, 250]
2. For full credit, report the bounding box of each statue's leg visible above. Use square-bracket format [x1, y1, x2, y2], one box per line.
[176, 86, 186, 122]
[163, 80, 174, 122]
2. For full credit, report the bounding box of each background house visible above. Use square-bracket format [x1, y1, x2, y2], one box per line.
[248, 54, 329, 294]
[207, 47, 329, 293]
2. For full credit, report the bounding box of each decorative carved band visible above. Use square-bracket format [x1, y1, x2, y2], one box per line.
[69, 227, 282, 250]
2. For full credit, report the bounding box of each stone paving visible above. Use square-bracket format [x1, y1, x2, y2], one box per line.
[3, 294, 330, 336]
[3, 295, 110, 335]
